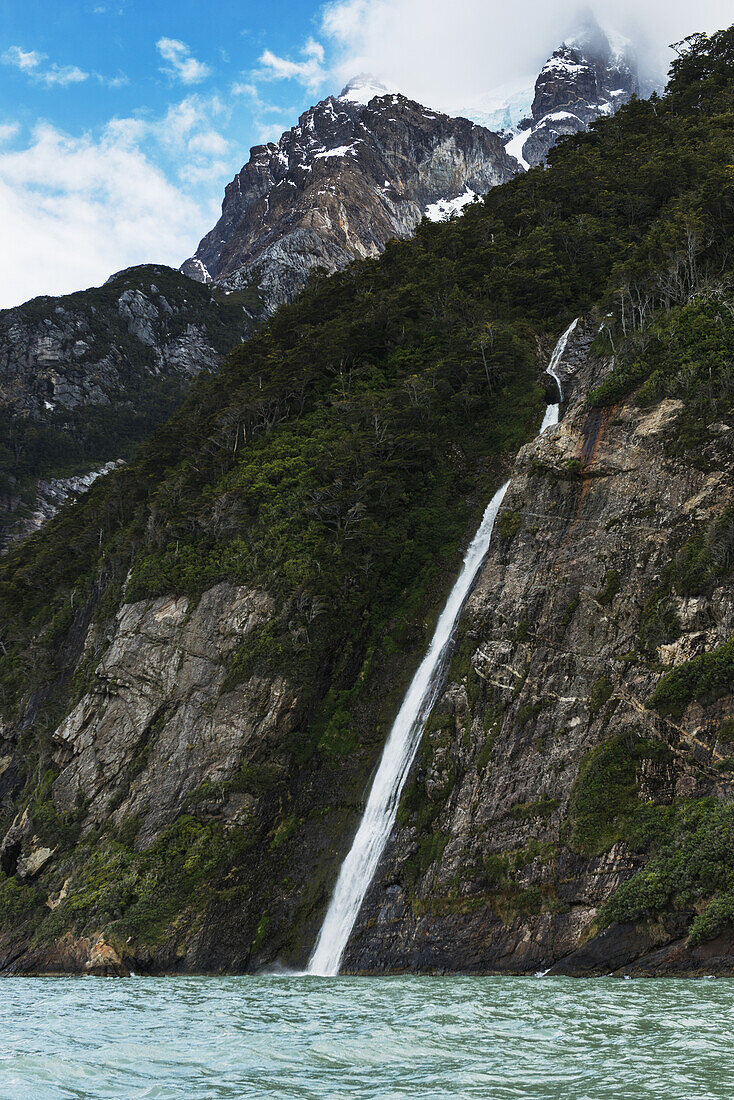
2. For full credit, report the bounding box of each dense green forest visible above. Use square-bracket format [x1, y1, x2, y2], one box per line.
[0, 28, 733, 963]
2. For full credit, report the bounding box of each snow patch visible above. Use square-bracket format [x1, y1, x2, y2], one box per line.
[544, 110, 583, 123]
[504, 128, 530, 171]
[314, 144, 358, 160]
[425, 188, 477, 223]
[183, 258, 212, 283]
[339, 75, 392, 106]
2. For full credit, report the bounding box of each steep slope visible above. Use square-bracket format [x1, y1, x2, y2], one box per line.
[347, 315, 734, 975]
[181, 78, 518, 315]
[0, 265, 250, 550]
[506, 21, 639, 169]
[0, 27, 732, 976]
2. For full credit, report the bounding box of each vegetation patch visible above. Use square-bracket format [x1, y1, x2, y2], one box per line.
[498, 510, 522, 540]
[589, 677, 614, 715]
[596, 569, 621, 606]
[33, 814, 253, 948]
[568, 732, 672, 856]
[649, 638, 734, 719]
[510, 796, 559, 821]
[223, 622, 289, 692]
[516, 697, 551, 727]
[600, 799, 734, 946]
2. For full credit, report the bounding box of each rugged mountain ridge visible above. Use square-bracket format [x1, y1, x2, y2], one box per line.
[185, 24, 642, 313]
[182, 78, 518, 315]
[0, 265, 249, 551]
[505, 23, 639, 168]
[0, 25, 641, 555]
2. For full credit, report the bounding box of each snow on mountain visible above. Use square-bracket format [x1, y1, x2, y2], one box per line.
[182, 19, 645, 313]
[424, 188, 478, 223]
[182, 86, 518, 316]
[504, 18, 640, 170]
[338, 75, 394, 106]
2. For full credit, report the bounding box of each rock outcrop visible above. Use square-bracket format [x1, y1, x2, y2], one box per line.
[51, 584, 291, 847]
[182, 78, 519, 315]
[0, 265, 249, 551]
[2, 461, 125, 550]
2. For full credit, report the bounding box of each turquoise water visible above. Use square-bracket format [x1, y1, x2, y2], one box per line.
[1, 974, 733, 1098]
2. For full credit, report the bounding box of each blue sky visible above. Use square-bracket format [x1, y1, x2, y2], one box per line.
[0, 0, 729, 307]
[1, 1, 326, 146]
[0, 0, 335, 306]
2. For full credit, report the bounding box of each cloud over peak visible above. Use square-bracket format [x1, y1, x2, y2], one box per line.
[315, 0, 733, 115]
[258, 37, 327, 92]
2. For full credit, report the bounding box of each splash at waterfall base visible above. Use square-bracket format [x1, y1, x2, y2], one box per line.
[307, 323, 576, 977]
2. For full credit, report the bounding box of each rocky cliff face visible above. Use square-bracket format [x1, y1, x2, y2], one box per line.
[182, 78, 518, 315]
[505, 23, 639, 169]
[345, 321, 734, 976]
[2, 320, 730, 978]
[1, 27, 732, 976]
[2, 461, 125, 550]
[0, 265, 249, 551]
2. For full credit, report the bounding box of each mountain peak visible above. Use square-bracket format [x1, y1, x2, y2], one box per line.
[503, 22, 639, 170]
[338, 75, 393, 106]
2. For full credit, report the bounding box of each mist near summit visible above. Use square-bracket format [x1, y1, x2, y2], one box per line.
[321, 0, 733, 113]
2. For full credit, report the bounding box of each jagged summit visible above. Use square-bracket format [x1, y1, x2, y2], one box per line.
[504, 18, 639, 169]
[181, 86, 518, 316]
[182, 23, 645, 311]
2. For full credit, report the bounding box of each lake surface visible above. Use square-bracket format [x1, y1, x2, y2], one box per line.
[1, 973, 733, 1098]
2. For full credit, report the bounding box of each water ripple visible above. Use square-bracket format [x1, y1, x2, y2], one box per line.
[1, 974, 733, 1099]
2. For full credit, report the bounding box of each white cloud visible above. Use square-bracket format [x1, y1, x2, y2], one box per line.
[0, 119, 221, 308]
[157, 37, 211, 85]
[153, 94, 230, 179]
[230, 80, 290, 148]
[99, 71, 130, 88]
[0, 123, 19, 144]
[231, 80, 259, 98]
[231, 81, 288, 115]
[2, 46, 42, 73]
[317, 0, 734, 114]
[255, 123, 287, 144]
[2, 45, 89, 86]
[258, 37, 326, 91]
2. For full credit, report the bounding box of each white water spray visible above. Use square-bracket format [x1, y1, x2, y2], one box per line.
[307, 319, 579, 977]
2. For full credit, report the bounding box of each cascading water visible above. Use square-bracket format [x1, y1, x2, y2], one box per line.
[307, 318, 579, 977]
[542, 316, 577, 422]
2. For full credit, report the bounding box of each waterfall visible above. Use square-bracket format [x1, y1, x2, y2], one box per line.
[542, 316, 577, 420]
[307, 319, 579, 977]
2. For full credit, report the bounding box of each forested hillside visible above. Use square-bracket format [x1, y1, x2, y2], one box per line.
[0, 29, 732, 974]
